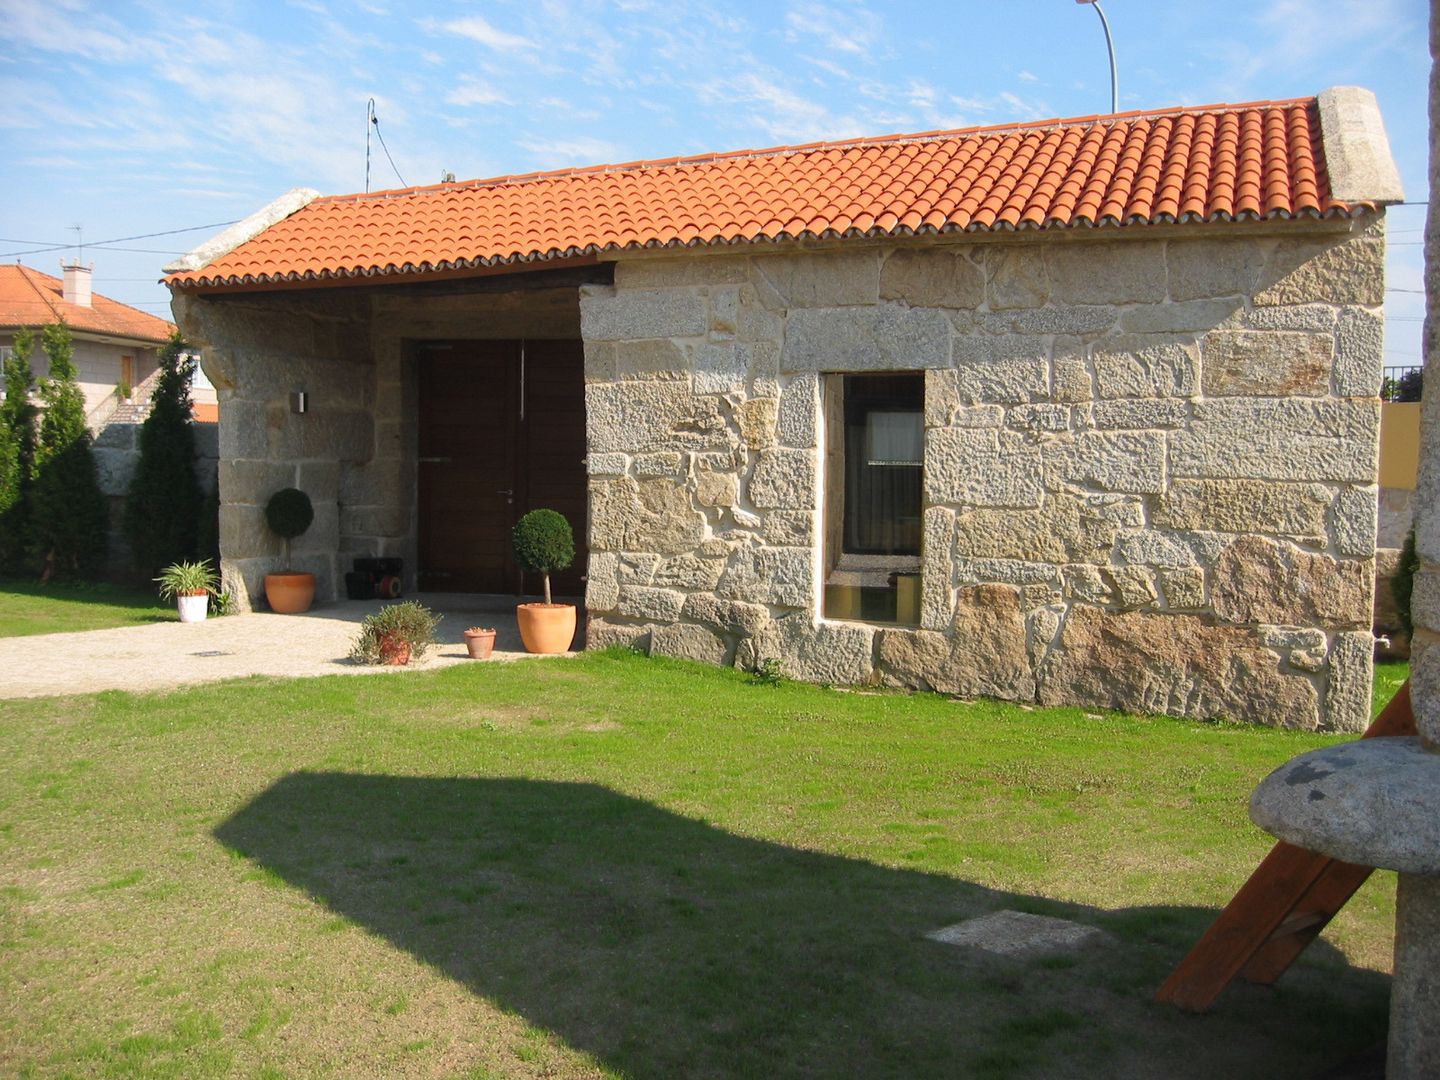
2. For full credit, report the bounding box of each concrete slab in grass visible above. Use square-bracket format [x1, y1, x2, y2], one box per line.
[925, 910, 1110, 957]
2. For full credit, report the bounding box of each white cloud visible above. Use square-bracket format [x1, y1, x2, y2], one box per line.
[517, 135, 620, 168]
[784, 2, 882, 57]
[431, 15, 536, 52]
[1017, 70, 1040, 83]
[445, 77, 510, 108]
[0, 0, 146, 62]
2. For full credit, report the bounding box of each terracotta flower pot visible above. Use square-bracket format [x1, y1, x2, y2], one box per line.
[177, 591, 209, 623]
[463, 627, 497, 660]
[516, 603, 577, 654]
[378, 632, 412, 666]
[264, 571, 316, 614]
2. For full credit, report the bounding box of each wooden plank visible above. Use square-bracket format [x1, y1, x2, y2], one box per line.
[1154, 682, 1415, 1012]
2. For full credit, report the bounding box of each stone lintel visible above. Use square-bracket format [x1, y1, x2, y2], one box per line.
[1316, 86, 1405, 204]
[164, 188, 322, 273]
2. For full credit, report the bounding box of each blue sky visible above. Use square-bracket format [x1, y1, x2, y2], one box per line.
[0, 0, 1430, 366]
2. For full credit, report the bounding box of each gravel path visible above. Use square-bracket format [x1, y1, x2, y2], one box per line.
[0, 595, 568, 699]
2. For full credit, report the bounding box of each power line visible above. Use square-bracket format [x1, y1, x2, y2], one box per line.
[0, 219, 239, 260]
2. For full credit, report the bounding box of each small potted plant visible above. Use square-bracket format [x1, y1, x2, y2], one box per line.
[155, 559, 218, 623]
[264, 487, 316, 614]
[463, 626, 497, 660]
[512, 508, 576, 654]
[350, 600, 440, 666]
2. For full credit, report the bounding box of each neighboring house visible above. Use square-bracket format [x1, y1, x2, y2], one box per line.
[165, 87, 1402, 732]
[0, 263, 220, 576]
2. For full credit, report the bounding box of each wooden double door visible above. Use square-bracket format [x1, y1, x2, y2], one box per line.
[417, 339, 586, 596]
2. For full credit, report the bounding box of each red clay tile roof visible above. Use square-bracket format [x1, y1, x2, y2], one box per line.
[1, 265, 175, 343]
[192, 402, 219, 424]
[167, 97, 1371, 290]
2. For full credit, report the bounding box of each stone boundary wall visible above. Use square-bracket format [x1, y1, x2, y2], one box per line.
[581, 223, 1386, 731]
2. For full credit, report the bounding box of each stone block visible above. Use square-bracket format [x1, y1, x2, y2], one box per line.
[1212, 536, 1372, 628]
[220, 503, 281, 560]
[1117, 530, 1198, 568]
[1202, 331, 1332, 397]
[586, 382, 731, 454]
[1155, 478, 1331, 537]
[735, 398, 778, 450]
[589, 476, 706, 554]
[952, 493, 1120, 564]
[1158, 566, 1206, 610]
[614, 256, 750, 289]
[652, 622, 732, 666]
[954, 558, 1061, 586]
[634, 452, 687, 478]
[1333, 485, 1379, 557]
[764, 511, 814, 547]
[584, 340, 617, 383]
[93, 423, 136, 451]
[1046, 240, 1167, 305]
[585, 618, 652, 653]
[924, 371, 1004, 428]
[979, 306, 1117, 336]
[1051, 353, 1094, 403]
[694, 341, 748, 395]
[1241, 305, 1339, 333]
[1063, 564, 1112, 604]
[952, 335, 1050, 403]
[781, 305, 950, 372]
[1254, 235, 1385, 307]
[748, 448, 816, 510]
[1325, 631, 1374, 733]
[617, 553, 661, 584]
[984, 246, 1049, 310]
[585, 453, 629, 476]
[1091, 335, 1199, 398]
[754, 250, 880, 308]
[1171, 399, 1380, 483]
[585, 551, 620, 611]
[710, 287, 739, 337]
[1110, 566, 1158, 607]
[1041, 431, 1166, 494]
[926, 429, 1044, 508]
[1166, 238, 1265, 300]
[1334, 308, 1385, 398]
[777, 372, 818, 448]
[776, 616, 875, 685]
[92, 447, 135, 497]
[615, 338, 691, 381]
[715, 545, 814, 608]
[653, 553, 726, 590]
[1037, 606, 1321, 728]
[1091, 399, 1189, 429]
[217, 398, 276, 459]
[1119, 298, 1241, 334]
[695, 469, 738, 508]
[617, 585, 686, 622]
[878, 584, 1034, 699]
[298, 461, 340, 501]
[880, 247, 984, 309]
[580, 287, 708, 340]
[680, 593, 772, 636]
[1006, 404, 1070, 434]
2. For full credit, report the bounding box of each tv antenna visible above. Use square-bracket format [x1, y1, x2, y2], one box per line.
[366, 98, 408, 192]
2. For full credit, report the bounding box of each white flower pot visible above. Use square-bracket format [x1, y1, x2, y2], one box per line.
[177, 593, 209, 623]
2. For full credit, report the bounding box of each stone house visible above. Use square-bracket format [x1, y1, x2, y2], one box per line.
[165, 88, 1402, 731]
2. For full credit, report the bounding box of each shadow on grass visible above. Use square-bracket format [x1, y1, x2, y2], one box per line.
[215, 773, 1389, 1080]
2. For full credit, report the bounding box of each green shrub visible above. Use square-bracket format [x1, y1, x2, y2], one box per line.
[1395, 529, 1419, 638]
[0, 329, 39, 570]
[350, 601, 440, 665]
[124, 334, 202, 578]
[30, 323, 106, 580]
[511, 508, 575, 605]
[265, 488, 314, 569]
[154, 559, 218, 600]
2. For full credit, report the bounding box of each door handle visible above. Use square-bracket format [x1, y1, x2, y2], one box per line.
[419, 456, 453, 464]
[498, 489, 514, 496]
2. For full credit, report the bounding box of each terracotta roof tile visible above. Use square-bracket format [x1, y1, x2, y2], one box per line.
[168, 96, 1372, 290]
[0, 265, 174, 342]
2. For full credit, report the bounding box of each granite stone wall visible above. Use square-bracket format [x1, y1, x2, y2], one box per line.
[581, 224, 1386, 731]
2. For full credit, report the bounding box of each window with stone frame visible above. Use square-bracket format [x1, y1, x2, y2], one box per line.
[822, 372, 924, 625]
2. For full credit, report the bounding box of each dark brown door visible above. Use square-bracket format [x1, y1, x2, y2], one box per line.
[416, 339, 587, 596]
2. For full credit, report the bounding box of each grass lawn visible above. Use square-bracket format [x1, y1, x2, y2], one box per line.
[0, 652, 1402, 1080]
[0, 579, 169, 637]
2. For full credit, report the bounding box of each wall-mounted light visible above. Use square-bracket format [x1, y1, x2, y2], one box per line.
[290, 390, 308, 415]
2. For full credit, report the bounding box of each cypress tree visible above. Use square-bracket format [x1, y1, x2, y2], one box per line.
[124, 333, 202, 576]
[0, 329, 39, 570]
[30, 322, 107, 580]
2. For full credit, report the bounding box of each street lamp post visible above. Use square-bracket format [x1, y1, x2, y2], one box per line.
[1075, 0, 1119, 114]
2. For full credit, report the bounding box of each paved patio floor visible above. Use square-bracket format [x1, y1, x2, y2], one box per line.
[0, 593, 579, 699]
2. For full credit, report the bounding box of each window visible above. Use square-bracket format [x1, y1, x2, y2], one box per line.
[823, 373, 924, 625]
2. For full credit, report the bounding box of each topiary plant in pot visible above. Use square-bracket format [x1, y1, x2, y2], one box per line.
[264, 487, 316, 613]
[512, 508, 576, 654]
